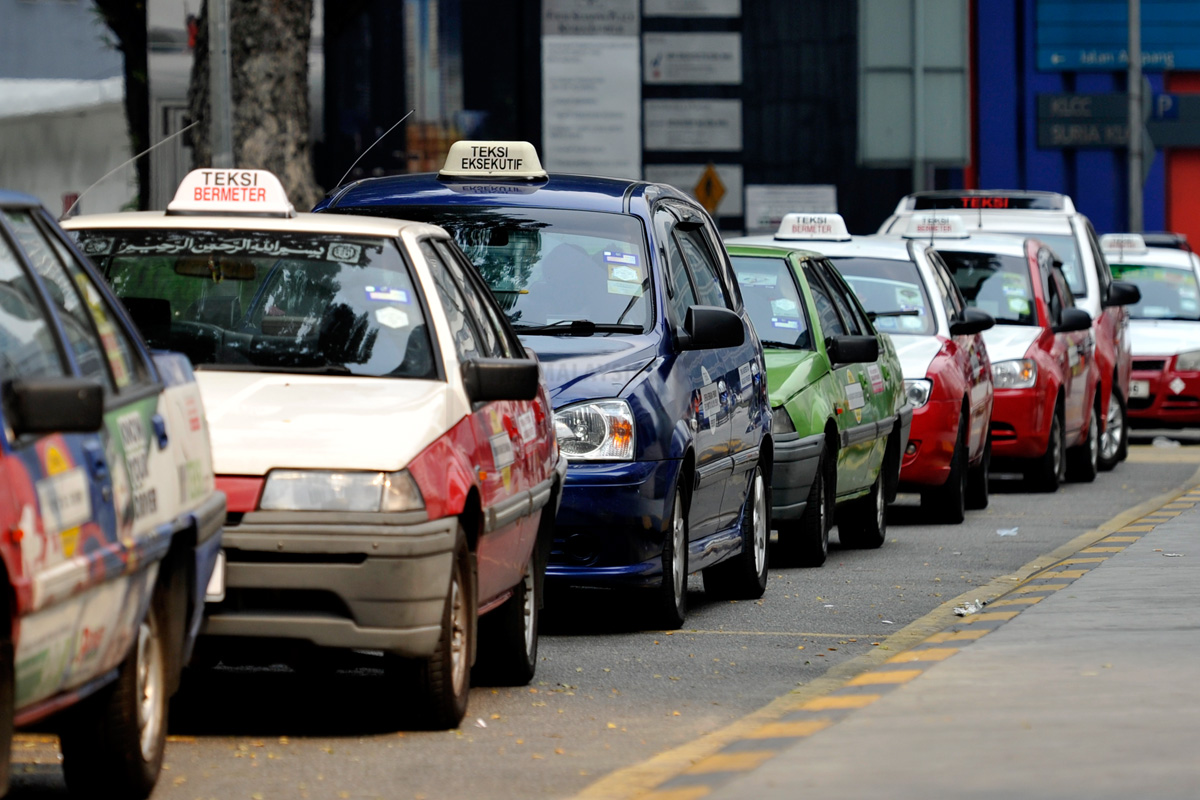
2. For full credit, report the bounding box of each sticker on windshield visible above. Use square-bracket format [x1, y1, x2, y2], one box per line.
[365, 286, 410, 303]
[1008, 298, 1031, 315]
[772, 318, 799, 330]
[737, 272, 778, 287]
[327, 242, 362, 263]
[79, 237, 114, 256]
[771, 298, 799, 317]
[608, 280, 642, 296]
[609, 265, 640, 283]
[604, 251, 639, 266]
[374, 307, 409, 329]
[868, 364, 884, 393]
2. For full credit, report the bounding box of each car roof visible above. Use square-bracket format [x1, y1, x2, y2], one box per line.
[60, 210, 444, 238]
[323, 172, 685, 214]
[884, 210, 1074, 236]
[785, 235, 915, 262]
[894, 189, 1075, 214]
[922, 233, 1033, 258]
[724, 243, 823, 260]
[1105, 245, 1198, 270]
[0, 189, 42, 208]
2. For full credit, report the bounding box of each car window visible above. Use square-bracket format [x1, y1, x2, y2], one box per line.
[802, 262, 846, 337]
[658, 212, 698, 325]
[812, 260, 863, 335]
[434, 240, 520, 358]
[675, 227, 730, 309]
[832, 255, 934, 335]
[429, 239, 501, 357]
[76, 228, 436, 379]
[422, 239, 484, 362]
[928, 251, 966, 317]
[1083, 219, 1113, 294]
[939, 249, 1036, 326]
[1109, 261, 1200, 321]
[0, 232, 66, 381]
[729, 255, 812, 348]
[1032, 233, 1086, 298]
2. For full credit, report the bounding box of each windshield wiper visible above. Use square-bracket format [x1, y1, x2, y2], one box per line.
[760, 339, 809, 350]
[513, 320, 641, 335]
[867, 309, 921, 320]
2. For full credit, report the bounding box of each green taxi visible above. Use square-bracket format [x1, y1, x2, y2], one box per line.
[727, 243, 911, 566]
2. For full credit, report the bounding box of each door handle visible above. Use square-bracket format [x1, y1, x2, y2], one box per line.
[152, 414, 169, 450]
[81, 441, 113, 502]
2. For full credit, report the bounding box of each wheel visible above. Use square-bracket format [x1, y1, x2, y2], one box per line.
[1067, 403, 1100, 483]
[1098, 388, 1127, 471]
[777, 446, 832, 567]
[966, 436, 991, 510]
[473, 550, 539, 687]
[60, 591, 169, 800]
[838, 469, 887, 549]
[703, 463, 769, 600]
[0, 633, 13, 796]
[921, 414, 967, 524]
[387, 525, 474, 729]
[1025, 404, 1066, 492]
[651, 487, 688, 630]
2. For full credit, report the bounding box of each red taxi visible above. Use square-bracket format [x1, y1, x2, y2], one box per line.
[935, 233, 1101, 491]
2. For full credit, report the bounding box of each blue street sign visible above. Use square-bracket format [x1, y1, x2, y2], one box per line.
[1037, 0, 1200, 71]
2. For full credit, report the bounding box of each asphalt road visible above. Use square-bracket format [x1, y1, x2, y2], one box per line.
[9, 437, 1200, 800]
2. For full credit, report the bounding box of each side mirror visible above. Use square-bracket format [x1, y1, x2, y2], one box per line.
[4, 378, 104, 436]
[461, 358, 540, 403]
[1103, 280, 1141, 308]
[826, 335, 879, 365]
[679, 305, 745, 351]
[1053, 307, 1093, 334]
[949, 307, 995, 336]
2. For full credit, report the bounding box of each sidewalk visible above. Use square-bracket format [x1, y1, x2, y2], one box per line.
[655, 493, 1200, 800]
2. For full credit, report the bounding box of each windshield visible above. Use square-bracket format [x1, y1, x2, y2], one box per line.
[939, 250, 1036, 326]
[73, 229, 436, 378]
[728, 255, 812, 349]
[831, 256, 935, 335]
[349, 206, 652, 333]
[1110, 262, 1200, 321]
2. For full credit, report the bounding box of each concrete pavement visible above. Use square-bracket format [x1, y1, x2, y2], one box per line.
[638, 488, 1200, 800]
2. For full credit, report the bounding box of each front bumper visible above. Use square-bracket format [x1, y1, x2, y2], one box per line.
[989, 386, 1053, 461]
[201, 509, 456, 658]
[1128, 364, 1200, 426]
[770, 431, 823, 521]
[184, 491, 227, 661]
[898, 397, 959, 490]
[547, 459, 682, 589]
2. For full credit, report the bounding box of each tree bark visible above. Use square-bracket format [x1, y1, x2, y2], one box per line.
[187, 0, 323, 210]
[94, 1, 150, 210]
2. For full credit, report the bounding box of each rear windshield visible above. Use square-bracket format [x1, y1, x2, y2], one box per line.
[341, 205, 653, 333]
[830, 256, 935, 335]
[73, 229, 435, 378]
[939, 250, 1036, 326]
[728, 255, 812, 349]
[1110, 262, 1200, 321]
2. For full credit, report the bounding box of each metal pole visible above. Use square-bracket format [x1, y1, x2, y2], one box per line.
[1128, 0, 1143, 232]
[208, 0, 234, 168]
[912, 0, 926, 192]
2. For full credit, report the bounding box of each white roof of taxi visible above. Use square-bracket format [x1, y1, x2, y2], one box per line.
[729, 233, 914, 261]
[922, 232, 1033, 258]
[1104, 245, 1198, 270]
[60, 210, 442, 239]
[883, 210, 1074, 236]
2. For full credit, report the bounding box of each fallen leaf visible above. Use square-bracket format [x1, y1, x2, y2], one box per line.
[607, 723, 617, 729]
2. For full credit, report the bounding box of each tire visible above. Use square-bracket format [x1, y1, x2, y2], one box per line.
[1025, 403, 1066, 492]
[1067, 402, 1100, 483]
[966, 436, 991, 511]
[777, 446, 832, 567]
[921, 414, 967, 524]
[60, 590, 169, 800]
[387, 526, 474, 729]
[473, 551, 539, 687]
[839, 469, 887, 549]
[1098, 387, 1128, 471]
[703, 463, 769, 600]
[652, 487, 688, 630]
[0, 635, 13, 797]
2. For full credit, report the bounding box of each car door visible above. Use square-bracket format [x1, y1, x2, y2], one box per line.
[654, 205, 731, 541]
[1046, 261, 1092, 441]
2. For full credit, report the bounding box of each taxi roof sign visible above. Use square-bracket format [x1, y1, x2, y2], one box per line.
[439, 141, 548, 180]
[902, 213, 969, 239]
[167, 169, 295, 217]
[774, 213, 851, 242]
[1099, 233, 1149, 256]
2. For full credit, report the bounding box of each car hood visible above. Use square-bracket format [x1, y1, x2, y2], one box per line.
[521, 334, 659, 408]
[196, 371, 457, 476]
[981, 325, 1041, 363]
[764, 349, 825, 407]
[1128, 319, 1200, 357]
[889, 334, 944, 382]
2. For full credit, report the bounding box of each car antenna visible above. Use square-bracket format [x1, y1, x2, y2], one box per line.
[977, 205, 983, 229]
[61, 121, 199, 221]
[334, 109, 415, 190]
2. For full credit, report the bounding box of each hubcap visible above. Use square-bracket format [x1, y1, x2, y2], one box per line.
[1089, 408, 1099, 465]
[1051, 417, 1063, 476]
[874, 478, 884, 530]
[449, 566, 468, 695]
[520, 566, 536, 657]
[670, 492, 686, 604]
[136, 614, 164, 762]
[1101, 398, 1123, 460]
[751, 473, 767, 574]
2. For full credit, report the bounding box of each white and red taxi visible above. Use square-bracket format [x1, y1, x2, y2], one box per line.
[63, 169, 566, 729]
[1100, 233, 1200, 428]
[732, 214, 995, 522]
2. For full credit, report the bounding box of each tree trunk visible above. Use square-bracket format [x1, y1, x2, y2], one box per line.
[95, 1, 150, 210]
[187, 0, 323, 210]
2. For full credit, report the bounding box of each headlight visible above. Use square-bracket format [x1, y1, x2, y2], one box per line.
[904, 378, 933, 409]
[992, 359, 1038, 389]
[259, 469, 424, 512]
[1175, 350, 1200, 371]
[771, 405, 797, 434]
[554, 400, 635, 460]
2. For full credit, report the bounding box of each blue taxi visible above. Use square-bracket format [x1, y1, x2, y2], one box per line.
[315, 141, 772, 628]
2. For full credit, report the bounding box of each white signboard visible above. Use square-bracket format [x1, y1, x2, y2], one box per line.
[645, 0, 740, 16]
[643, 164, 744, 217]
[543, 0, 639, 36]
[644, 33, 741, 85]
[542, 35, 641, 178]
[744, 185, 839, 234]
[644, 99, 742, 151]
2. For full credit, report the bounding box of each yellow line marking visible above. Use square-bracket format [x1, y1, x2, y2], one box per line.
[962, 611, 1021, 623]
[1080, 546, 1126, 553]
[1143, 511, 1181, 517]
[1161, 503, 1194, 509]
[887, 647, 958, 663]
[847, 669, 924, 686]
[13, 734, 57, 744]
[643, 789, 711, 800]
[924, 628, 992, 643]
[166, 735, 196, 743]
[684, 751, 778, 774]
[799, 694, 882, 711]
[1013, 583, 1070, 593]
[1118, 525, 1156, 532]
[1040, 569, 1091, 579]
[674, 631, 875, 638]
[1100, 536, 1141, 543]
[1125, 448, 1200, 463]
[990, 596, 1044, 607]
[1057, 557, 1109, 565]
[743, 719, 833, 739]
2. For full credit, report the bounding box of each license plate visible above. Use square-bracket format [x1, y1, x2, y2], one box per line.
[205, 551, 226, 603]
[1129, 380, 1150, 399]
